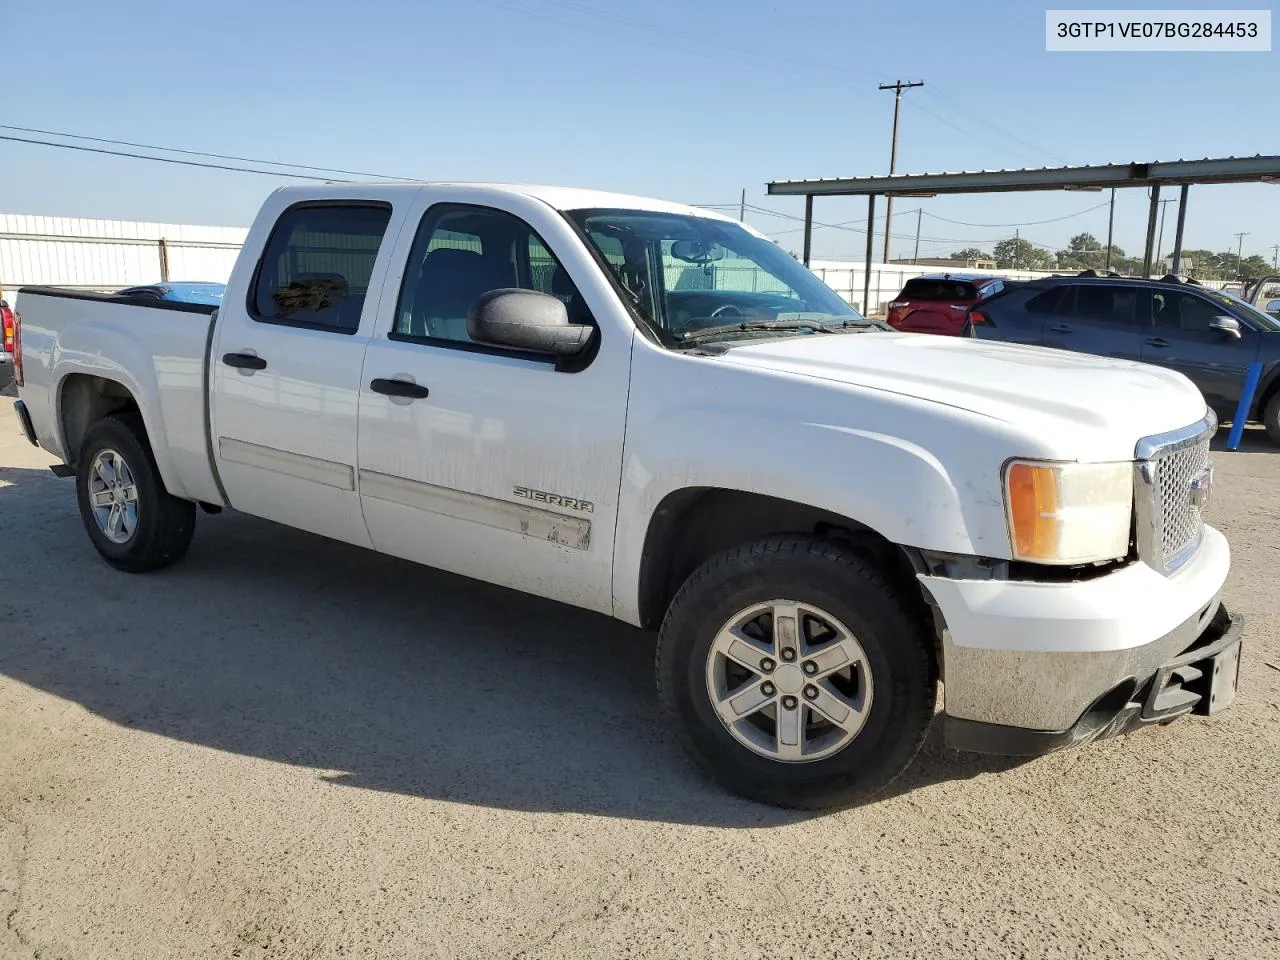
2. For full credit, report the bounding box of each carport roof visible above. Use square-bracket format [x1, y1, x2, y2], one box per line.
[766, 155, 1280, 197]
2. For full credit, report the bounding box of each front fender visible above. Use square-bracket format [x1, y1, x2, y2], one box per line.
[611, 389, 1021, 626]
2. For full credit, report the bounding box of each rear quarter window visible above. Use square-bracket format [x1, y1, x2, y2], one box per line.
[900, 279, 978, 301]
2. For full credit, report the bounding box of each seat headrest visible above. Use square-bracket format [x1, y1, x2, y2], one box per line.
[551, 264, 576, 297]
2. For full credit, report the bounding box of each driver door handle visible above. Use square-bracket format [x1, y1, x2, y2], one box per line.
[1145, 337, 1171, 348]
[1047, 323, 1072, 334]
[370, 378, 430, 399]
[222, 352, 267, 371]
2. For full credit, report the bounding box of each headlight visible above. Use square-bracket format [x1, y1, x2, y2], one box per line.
[1003, 460, 1132, 564]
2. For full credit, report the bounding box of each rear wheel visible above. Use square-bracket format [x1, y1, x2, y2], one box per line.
[76, 414, 195, 572]
[656, 535, 937, 809]
[1262, 391, 1280, 446]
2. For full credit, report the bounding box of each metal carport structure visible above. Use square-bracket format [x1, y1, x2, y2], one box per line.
[767, 155, 1280, 314]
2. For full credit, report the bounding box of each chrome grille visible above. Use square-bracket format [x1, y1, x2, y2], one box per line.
[1134, 411, 1216, 574]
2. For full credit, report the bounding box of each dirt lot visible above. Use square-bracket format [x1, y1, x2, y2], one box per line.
[0, 394, 1277, 960]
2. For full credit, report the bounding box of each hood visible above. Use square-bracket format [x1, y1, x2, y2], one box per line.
[717, 331, 1208, 455]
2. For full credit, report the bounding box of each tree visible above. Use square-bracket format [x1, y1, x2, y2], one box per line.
[1239, 255, 1274, 278]
[993, 237, 1053, 270]
[1055, 232, 1106, 269]
[948, 247, 992, 262]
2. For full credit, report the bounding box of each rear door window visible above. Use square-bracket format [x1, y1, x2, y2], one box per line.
[251, 203, 393, 333]
[899, 278, 979, 301]
[1069, 284, 1139, 326]
[1026, 288, 1066, 313]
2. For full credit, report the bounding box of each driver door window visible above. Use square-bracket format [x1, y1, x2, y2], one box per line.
[393, 205, 591, 348]
[1144, 290, 1256, 415]
[1151, 291, 1223, 332]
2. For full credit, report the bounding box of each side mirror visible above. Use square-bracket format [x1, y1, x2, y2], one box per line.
[1265, 299, 1280, 314]
[467, 289, 592, 357]
[1208, 315, 1242, 339]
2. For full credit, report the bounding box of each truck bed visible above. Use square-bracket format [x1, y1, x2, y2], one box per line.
[14, 286, 223, 506]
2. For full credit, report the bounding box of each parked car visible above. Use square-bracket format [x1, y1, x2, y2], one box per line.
[886, 273, 1011, 335]
[0, 299, 14, 390]
[965, 273, 1280, 443]
[1239, 275, 1280, 316]
[10, 182, 1240, 809]
[114, 281, 225, 306]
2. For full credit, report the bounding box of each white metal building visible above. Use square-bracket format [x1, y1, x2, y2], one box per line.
[0, 212, 1218, 315]
[0, 213, 247, 302]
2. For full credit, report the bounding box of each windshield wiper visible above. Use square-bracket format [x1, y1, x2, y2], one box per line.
[675, 317, 887, 346]
[675, 319, 837, 345]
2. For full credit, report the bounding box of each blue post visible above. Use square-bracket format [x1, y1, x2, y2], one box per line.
[1227, 361, 1264, 451]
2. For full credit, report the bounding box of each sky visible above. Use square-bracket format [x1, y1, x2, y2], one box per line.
[4, 0, 1278, 265]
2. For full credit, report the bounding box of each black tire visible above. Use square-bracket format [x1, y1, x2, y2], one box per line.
[75, 413, 196, 572]
[656, 535, 937, 810]
[1263, 391, 1280, 447]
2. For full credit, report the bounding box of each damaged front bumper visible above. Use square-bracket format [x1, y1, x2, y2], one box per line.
[918, 523, 1241, 758]
[945, 602, 1243, 756]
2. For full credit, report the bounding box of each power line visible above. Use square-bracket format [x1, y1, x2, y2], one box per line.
[921, 86, 1066, 164]
[0, 123, 417, 180]
[903, 99, 1047, 163]
[922, 203, 1110, 228]
[0, 133, 352, 180]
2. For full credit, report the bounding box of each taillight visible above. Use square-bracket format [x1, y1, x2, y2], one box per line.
[10, 309, 22, 387]
[887, 301, 907, 327]
[1, 306, 13, 355]
[968, 309, 990, 325]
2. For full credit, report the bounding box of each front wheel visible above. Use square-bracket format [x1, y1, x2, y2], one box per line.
[76, 413, 196, 572]
[656, 535, 937, 809]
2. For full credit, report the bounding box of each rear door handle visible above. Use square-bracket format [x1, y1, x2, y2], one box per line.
[370, 378, 430, 399]
[1145, 337, 1171, 348]
[1047, 323, 1072, 334]
[222, 352, 267, 370]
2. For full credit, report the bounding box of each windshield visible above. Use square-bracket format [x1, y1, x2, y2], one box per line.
[1208, 288, 1280, 331]
[565, 208, 865, 345]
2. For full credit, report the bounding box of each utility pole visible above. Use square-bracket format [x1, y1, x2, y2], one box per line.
[1271, 242, 1278, 270]
[1234, 232, 1249, 278]
[739, 188, 745, 222]
[1104, 188, 1115, 272]
[913, 208, 922, 264]
[1013, 228, 1020, 270]
[879, 79, 924, 264]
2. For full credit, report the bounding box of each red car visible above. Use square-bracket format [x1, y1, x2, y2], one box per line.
[886, 274, 1010, 336]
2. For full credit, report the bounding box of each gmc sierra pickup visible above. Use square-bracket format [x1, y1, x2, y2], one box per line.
[11, 182, 1242, 809]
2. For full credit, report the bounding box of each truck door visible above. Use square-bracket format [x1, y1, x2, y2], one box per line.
[356, 192, 631, 614]
[210, 196, 403, 546]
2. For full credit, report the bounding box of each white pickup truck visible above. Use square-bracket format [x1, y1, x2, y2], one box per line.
[11, 182, 1242, 809]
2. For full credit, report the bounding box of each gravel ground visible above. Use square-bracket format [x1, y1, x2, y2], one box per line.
[1, 394, 1277, 959]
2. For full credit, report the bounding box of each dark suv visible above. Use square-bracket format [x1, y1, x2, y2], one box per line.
[965, 273, 1280, 443]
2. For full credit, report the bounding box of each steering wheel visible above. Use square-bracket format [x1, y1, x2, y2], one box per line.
[709, 303, 746, 320]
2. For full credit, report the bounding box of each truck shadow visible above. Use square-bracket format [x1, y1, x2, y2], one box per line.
[1211, 423, 1277, 453]
[0, 464, 1026, 827]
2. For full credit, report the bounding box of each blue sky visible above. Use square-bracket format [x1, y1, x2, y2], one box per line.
[4, 0, 1277, 263]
